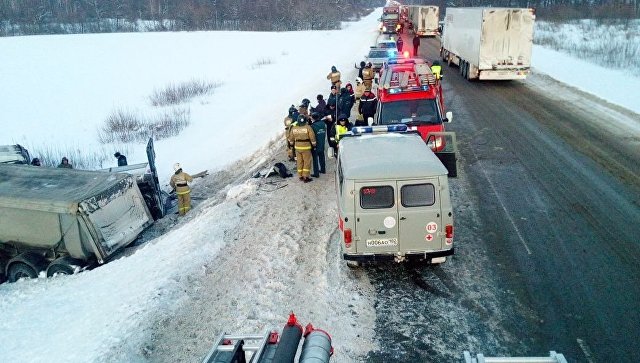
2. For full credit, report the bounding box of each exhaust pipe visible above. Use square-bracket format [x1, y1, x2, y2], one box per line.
[271, 313, 303, 363]
[298, 323, 333, 363]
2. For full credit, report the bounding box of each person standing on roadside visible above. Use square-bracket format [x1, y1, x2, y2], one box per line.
[358, 88, 378, 126]
[114, 152, 128, 166]
[310, 112, 327, 178]
[284, 105, 297, 161]
[362, 62, 375, 91]
[170, 163, 194, 216]
[288, 115, 317, 183]
[326, 65, 342, 90]
[413, 34, 421, 57]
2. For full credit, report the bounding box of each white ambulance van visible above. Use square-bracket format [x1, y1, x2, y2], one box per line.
[335, 126, 454, 267]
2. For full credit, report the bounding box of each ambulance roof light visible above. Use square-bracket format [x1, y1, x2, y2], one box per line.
[351, 124, 408, 134]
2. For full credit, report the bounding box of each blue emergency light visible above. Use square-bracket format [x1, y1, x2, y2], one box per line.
[351, 124, 408, 134]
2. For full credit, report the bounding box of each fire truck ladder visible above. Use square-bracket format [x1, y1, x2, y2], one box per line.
[463, 351, 568, 363]
[202, 330, 276, 363]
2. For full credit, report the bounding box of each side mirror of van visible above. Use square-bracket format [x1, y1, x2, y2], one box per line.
[444, 111, 453, 123]
[368, 117, 374, 126]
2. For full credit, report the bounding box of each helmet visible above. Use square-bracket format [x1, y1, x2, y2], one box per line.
[331, 66, 337, 72]
[173, 163, 181, 171]
[338, 114, 348, 121]
[301, 98, 311, 107]
[360, 61, 366, 67]
[366, 62, 372, 67]
[114, 152, 121, 157]
[288, 105, 296, 115]
[297, 115, 307, 123]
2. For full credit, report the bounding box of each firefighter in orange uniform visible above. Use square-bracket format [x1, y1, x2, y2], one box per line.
[170, 163, 194, 215]
[287, 115, 317, 183]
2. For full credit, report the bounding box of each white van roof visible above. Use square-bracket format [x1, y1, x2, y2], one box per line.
[339, 133, 448, 180]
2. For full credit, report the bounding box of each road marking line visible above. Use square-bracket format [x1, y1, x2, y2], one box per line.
[471, 150, 532, 255]
[576, 338, 596, 363]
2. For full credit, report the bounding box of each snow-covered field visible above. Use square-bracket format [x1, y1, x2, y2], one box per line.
[1, 8, 639, 363]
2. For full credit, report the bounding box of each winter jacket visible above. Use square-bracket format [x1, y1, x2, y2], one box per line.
[287, 121, 317, 151]
[284, 115, 294, 129]
[354, 83, 365, 99]
[413, 36, 420, 47]
[312, 99, 327, 115]
[311, 120, 327, 151]
[359, 92, 378, 117]
[326, 92, 338, 117]
[327, 70, 341, 84]
[362, 67, 375, 82]
[335, 124, 349, 143]
[170, 170, 193, 195]
[117, 155, 128, 166]
[337, 89, 354, 117]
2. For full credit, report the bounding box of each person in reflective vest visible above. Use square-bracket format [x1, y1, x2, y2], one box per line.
[287, 115, 317, 183]
[431, 60, 443, 80]
[170, 163, 194, 215]
[334, 115, 350, 144]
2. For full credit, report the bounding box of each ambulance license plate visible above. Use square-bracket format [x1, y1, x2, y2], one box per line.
[366, 238, 398, 247]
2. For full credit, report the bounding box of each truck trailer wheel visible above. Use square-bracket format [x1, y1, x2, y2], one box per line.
[7, 262, 38, 282]
[47, 257, 82, 277]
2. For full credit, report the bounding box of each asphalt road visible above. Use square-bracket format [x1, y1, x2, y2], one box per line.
[364, 34, 640, 362]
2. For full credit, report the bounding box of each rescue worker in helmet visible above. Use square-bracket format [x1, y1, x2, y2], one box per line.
[298, 99, 311, 121]
[326, 65, 342, 90]
[170, 163, 194, 216]
[355, 61, 366, 80]
[362, 62, 375, 91]
[287, 114, 317, 183]
[284, 105, 297, 161]
[114, 151, 128, 166]
[430, 60, 443, 80]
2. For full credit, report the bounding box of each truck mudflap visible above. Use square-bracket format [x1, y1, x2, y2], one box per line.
[343, 247, 454, 263]
[426, 131, 458, 177]
[479, 69, 529, 80]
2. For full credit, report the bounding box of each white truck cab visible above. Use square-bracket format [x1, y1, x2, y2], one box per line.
[335, 126, 454, 267]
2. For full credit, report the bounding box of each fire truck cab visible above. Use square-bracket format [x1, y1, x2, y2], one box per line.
[375, 58, 458, 177]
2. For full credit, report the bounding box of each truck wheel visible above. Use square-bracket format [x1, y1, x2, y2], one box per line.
[7, 262, 38, 282]
[47, 257, 82, 277]
[465, 63, 471, 80]
[346, 260, 361, 269]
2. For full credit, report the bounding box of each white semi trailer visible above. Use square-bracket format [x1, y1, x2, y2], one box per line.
[0, 164, 153, 282]
[407, 5, 440, 37]
[441, 7, 535, 80]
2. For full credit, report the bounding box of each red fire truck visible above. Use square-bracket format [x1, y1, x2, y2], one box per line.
[374, 58, 458, 176]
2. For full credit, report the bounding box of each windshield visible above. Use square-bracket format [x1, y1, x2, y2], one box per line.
[382, 13, 399, 20]
[378, 99, 442, 125]
[369, 50, 390, 58]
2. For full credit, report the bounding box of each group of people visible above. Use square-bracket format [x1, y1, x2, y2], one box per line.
[29, 151, 128, 169]
[284, 65, 379, 182]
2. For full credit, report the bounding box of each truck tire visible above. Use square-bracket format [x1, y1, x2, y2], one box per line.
[47, 257, 82, 277]
[7, 262, 38, 282]
[346, 260, 361, 269]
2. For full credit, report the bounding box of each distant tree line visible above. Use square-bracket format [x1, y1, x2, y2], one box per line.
[1, 0, 637, 36]
[0, 0, 381, 36]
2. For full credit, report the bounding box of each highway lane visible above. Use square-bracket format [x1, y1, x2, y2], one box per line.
[421, 37, 640, 362]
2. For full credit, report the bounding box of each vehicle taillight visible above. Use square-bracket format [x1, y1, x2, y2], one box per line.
[344, 228, 352, 248]
[403, 51, 410, 58]
[427, 136, 443, 151]
[445, 224, 453, 238]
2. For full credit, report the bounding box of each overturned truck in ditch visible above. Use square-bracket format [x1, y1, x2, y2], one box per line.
[0, 164, 154, 283]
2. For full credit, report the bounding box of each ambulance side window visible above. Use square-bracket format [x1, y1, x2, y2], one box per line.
[401, 183, 435, 207]
[360, 186, 394, 209]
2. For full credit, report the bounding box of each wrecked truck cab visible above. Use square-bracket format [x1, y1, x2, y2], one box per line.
[0, 164, 153, 282]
